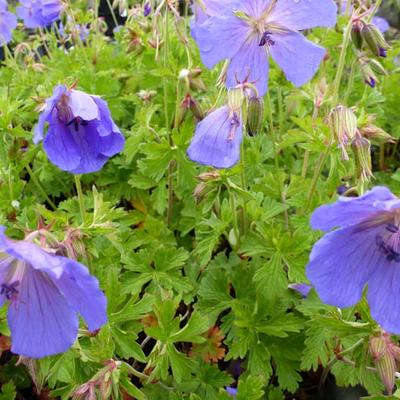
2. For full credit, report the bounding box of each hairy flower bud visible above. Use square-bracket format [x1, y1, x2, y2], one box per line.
[368, 59, 387, 76]
[369, 334, 400, 395]
[193, 182, 211, 204]
[360, 125, 396, 144]
[198, 171, 221, 182]
[361, 23, 390, 57]
[351, 21, 363, 50]
[360, 59, 378, 88]
[329, 105, 357, 160]
[352, 133, 373, 183]
[246, 97, 264, 136]
[228, 88, 245, 111]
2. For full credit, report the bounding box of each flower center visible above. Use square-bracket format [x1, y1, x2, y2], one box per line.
[66, 116, 89, 132]
[0, 260, 26, 303]
[1, 281, 20, 301]
[376, 223, 400, 262]
[259, 31, 275, 47]
[228, 112, 240, 141]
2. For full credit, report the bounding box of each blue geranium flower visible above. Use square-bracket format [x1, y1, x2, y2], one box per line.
[307, 187, 400, 334]
[0, 0, 17, 45]
[17, 0, 62, 29]
[0, 226, 107, 358]
[191, 0, 337, 96]
[187, 105, 242, 169]
[34, 85, 125, 174]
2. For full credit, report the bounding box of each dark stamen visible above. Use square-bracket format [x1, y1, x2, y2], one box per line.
[386, 223, 398, 233]
[66, 117, 88, 132]
[1, 281, 20, 300]
[259, 31, 275, 47]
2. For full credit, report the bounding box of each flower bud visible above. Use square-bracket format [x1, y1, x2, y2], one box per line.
[198, 171, 221, 181]
[328, 105, 357, 160]
[360, 60, 378, 87]
[193, 182, 211, 204]
[351, 22, 363, 50]
[368, 59, 387, 76]
[369, 334, 398, 395]
[361, 23, 390, 57]
[228, 88, 245, 111]
[360, 125, 396, 144]
[246, 97, 264, 136]
[351, 133, 373, 183]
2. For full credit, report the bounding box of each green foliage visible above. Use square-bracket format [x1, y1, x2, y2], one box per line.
[1, 0, 400, 399]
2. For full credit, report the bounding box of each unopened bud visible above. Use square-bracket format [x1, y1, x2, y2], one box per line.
[360, 125, 396, 144]
[370, 336, 387, 360]
[360, 60, 378, 87]
[351, 22, 363, 50]
[328, 105, 357, 160]
[198, 171, 221, 181]
[368, 59, 387, 76]
[361, 23, 390, 57]
[352, 133, 373, 183]
[179, 94, 203, 123]
[227, 88, 244, 111]
[193, 182, 211, 203]
[246, 97, 264, 136]
[369, 335, 397, 395]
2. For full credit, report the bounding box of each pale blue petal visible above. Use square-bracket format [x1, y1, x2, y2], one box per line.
[226, 35, 269, 96]
[307, 224, 382, 308]
[194, 15, 251, 69]
[49, 258, 107, 332]
[268, 0, 337, 30]
[187, 106, 243, 169]
[8, 267, 78, 358]
[311, 187, 398, 231]
[269, 31, 325, 87]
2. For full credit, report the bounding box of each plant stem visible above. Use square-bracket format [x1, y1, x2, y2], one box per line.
[162, 4, 174, 227]
[105, 0, 119, 29]
[266, 92, 279, 170]
[239, 140, 247, 235]
[38, 27, 52, 59]
[320, 338, 365, 387]
[305, 146, 330, 212]
[332, 19, 353, 105]
[227, 186, 239, 248]
[74, 175, 85, 224]
[25, 165, 57, 210]
[306, 17, 353, 209]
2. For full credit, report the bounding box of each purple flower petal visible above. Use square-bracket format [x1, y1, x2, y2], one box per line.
[226, 386, 238, 397]
[36, 85, 124, 174]
[43, 116, 81, 172]
[48, 258, 107, 332]
[0, 1, 17, 45]
[66, 123, 110, 174]
[194, 15, 251, 69]
[0, 227, 107, 358]
[372, 16, 389, 34]
[187, 105, 243, 169]
[368, 263, 400, 333]
[269, 31, 326, 87]
[34, 85, 67, 144]
[311, 187, 398, 231]
[268, 0, 337, 31]
[17, 0, 62, 29]
[307, 224, 382, 308]
[8, 266, 78, 358]
[69, 90, 99, 121]
[288, 283, 312, 297]
[226, 36, 269, 96]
